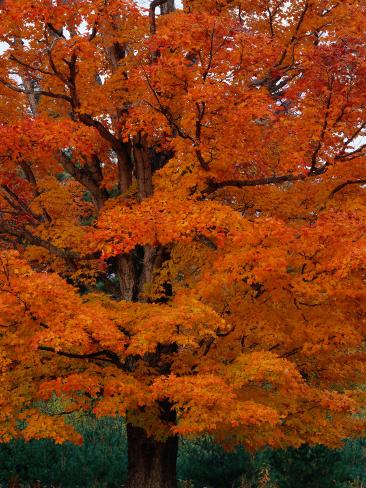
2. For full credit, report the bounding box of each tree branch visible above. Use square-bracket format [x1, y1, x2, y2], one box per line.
[309, 74, 334, 174]
[9, 54, 54, 76]
[1, 184, 40, 222]
[0, 221, 100, 262]
[0, 77, 72, 102]
[275, 1, 309, 67]
[202, 173, 310, 195]
[77, 113, 133, 192]
[318, 179, 366, 212]
[38, 346, 125, 370]
[59, 152, 108, 212]
[149, 0, 168, 35]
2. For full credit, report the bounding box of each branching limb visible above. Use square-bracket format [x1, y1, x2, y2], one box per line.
[202, 173, 309, 195]
[9, 54, 54, 76]
[318, 179, 366, 212]
[309, 74, 334, 174]
[39, 345, 126, 370]
[1, 184, 40, 222]
[149, 0, 169, 35]
[59, 152, 108, 212]
[0, 76, 72, 102]
[0, 221, 100, 262]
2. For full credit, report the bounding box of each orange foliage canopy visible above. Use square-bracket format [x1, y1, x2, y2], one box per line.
[0, 0, 365, 451]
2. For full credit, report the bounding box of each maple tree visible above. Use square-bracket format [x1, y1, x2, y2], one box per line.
[0, 0, 366, 486]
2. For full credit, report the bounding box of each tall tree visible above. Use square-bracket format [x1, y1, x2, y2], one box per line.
[0, 1, 366, 487]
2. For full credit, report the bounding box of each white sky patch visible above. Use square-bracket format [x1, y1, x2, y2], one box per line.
[78, 19, 89, 36]
[345, 134, 366, 152]
[0, 41, 9, 53]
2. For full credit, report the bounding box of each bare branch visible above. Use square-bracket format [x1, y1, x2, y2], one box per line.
[38, 345, 126, 370]
[335, 144, 366, 161]
[0, 76, 72, 102]
[9, 54, 54, 76]
[202, 173, 310, 195]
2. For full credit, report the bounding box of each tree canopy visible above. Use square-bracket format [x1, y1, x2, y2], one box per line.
[0, 1, 365, 481]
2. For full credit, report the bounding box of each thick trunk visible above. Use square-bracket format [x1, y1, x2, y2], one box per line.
[117, 254, 136, 301]
[8, 476, 20, 488]
[126, 423, 178, 488]
[117, 149, 133, 194]
[133, 134, 153, 199]
[161, 0, 175, 14]
[138, 245, 165, 300]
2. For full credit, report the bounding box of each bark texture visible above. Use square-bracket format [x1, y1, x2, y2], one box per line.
[126, 424, 178, 488]
[161, 0, 175, 14]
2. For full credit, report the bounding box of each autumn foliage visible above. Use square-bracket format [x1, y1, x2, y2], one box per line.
[0, 0, 366, 485]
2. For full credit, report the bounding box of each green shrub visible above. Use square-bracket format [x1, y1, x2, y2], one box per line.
[260, 441, 366, 488]
[0, 415, 365, 488]
[177, 436, 256, 488]
[0, 416, 127, 488]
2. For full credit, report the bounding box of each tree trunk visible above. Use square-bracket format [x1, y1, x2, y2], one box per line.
[8, 475, 20, 488]
[133, 133, 153, 200]
[126, 423, 178, 488]
[117, 254, 136, 301]
[161, 0, 175, 14]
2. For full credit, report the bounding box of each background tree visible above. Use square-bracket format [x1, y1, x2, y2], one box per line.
[0, 1, 366, 487]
